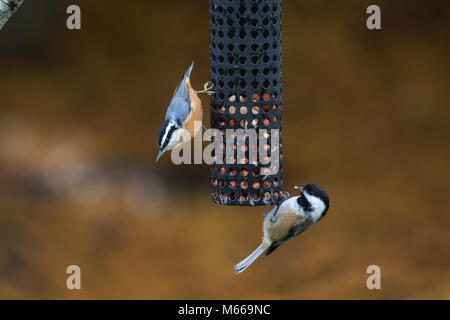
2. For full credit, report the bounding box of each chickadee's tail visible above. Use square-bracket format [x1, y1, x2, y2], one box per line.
[234, 243, 269, 275]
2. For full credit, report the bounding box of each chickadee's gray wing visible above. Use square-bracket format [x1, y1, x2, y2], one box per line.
[266, 218, 313, 256]
[164, 62, 194, 123]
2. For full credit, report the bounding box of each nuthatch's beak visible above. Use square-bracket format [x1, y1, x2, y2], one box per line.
[294, 186, 304, 192]
[156, 150, 164, 162]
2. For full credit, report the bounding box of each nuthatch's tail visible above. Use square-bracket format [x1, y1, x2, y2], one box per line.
[185, 61, 194, 80]
[173, 61, 194, 99]
[234, 243, 269, 275]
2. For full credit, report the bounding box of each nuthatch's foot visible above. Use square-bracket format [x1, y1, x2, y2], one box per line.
[195, 81, 215, 96]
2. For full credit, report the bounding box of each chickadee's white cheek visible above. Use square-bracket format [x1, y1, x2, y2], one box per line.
[307, 196, 326, 222]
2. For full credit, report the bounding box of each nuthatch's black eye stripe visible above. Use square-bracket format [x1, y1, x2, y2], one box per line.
[159, 122, 178, 150]
[157, 122, 167, 147]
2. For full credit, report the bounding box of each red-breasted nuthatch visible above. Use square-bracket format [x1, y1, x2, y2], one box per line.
[234, 184, 330, 274]
[156, 61, 213, 162]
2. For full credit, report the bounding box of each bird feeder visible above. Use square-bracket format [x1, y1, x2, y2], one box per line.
[209, 0, 282, 206]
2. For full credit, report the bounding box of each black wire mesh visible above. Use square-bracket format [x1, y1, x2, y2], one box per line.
[209, 0, 282, 206]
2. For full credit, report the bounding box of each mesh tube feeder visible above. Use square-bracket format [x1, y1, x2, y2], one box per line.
[209, 0, 282, 206]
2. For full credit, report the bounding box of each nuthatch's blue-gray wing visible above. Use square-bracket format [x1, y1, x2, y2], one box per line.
[164, 62, 194, 124]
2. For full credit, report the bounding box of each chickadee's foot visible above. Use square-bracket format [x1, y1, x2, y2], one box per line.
[276, 191, 290, 206]
[270, 191, 290, 222]
[281, 191, 290, 200]
[202, 124, 208, 131]
[263, 203, 269, 218]
[195, 81, 215, 95]
[270, 205, 280, 223]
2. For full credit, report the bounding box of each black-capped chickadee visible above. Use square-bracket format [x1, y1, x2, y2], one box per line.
[234, 184, 330, 274]
[156, 61, 213, 162]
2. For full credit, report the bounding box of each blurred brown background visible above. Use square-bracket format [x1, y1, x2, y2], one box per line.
[0, 0, 449, 299]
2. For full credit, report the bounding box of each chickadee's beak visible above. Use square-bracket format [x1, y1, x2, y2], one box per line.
[156, 150, 164, 162]
[294, 186, 304, 194]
